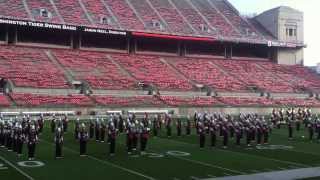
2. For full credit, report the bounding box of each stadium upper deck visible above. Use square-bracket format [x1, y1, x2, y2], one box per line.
[0, 0, 293, 45]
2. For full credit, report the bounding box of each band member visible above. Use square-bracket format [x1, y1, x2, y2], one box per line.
[51, 115, 56, 133]
[296, 108, 303, 131]
[74, 118, 80, 140]
[185, 116, 191, 136]
[165, 114, 172, 137]
[209, 118, 217, 148]
[118, 115, 124, 133]
[126, 117, 134, 154]
[245, 122, 251, 147]
[308, 120, 315, 141]
[263, 122, 269, 144]
[54, 127, 63, 158]
[38, 114, 44, 133]
[100, 120, 106, 143]
[256, 123, 263, 145]
[79, 123, 89, 156]
[16, 124, 25, 156]
[288, 119, 293, 140]
[198, 120, 206, 148]
[152, 115, 159, 137]
[140, 117, 150, 154]
[235, 122, 242, 146]
[176, 118, 182, 137]
[27, 125, 38, 160]
[7, 122, 13, 151]
[62, 115, 68, 133]
[95, 118, 100, 142]
[0, 120, 4, 147]
[108, 122, 117, 156]
[316, 119, 320, 142]
[13, 124, 18, 153]
[132, 119, 139, 151]
[89, 118, 94, 139]
[222, 121, 229, 148]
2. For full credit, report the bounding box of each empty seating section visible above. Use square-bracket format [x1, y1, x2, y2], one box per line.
[210, 0, 261, 39]
[0, 94, 10, 106]
[93, 95, 163, 107]
[0, 46, 68, 88]
[81, 0, 116, 28]
[104, 0, 145, 30]
[273, 98, 320, 107]
[26, 0, 62, 23]
[216, 97, 273, 106]
[53, 0, 90, 25]
[258, 62, 313, 90]
[171, 0, 214, 36]
[287, 65, 320, 91]
[214, 60, 295, 92]
[149, 0, 194, 35]
[160, 96, 220, 107]
[10, 93, 93, 106]
[170, 58, 247, 91]
[112, 54, 193, 90]
[128, 0, 165, 31]
[0, 0, 28, 19]
[52, 50, 137, 90]
[190, 0, 239, 37]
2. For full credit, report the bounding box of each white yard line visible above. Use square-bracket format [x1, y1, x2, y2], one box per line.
[158, 137, 310, 168]
[41, 140, 156, 180]
[202, 166, 320, 180]
[0, 155, 34, 180]
[170, 155, 245, 175]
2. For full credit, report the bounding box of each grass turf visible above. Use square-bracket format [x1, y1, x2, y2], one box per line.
[0, 122, 320, 180]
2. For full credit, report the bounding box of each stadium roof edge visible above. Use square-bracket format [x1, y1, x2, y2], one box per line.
[0, 16, 304, 48]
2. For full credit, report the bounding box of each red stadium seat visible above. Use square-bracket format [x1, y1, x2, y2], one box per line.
[52, 49, 137, 90]
[0, 46, 69, 88]
[93, 95, 163, 107]
[148, 0, 194, 35]
[169, 57, 247, 91]
[10, 93, 94, 107]
[190, 0, 240, 38]
[26, 0, 62, 23]
[160, 96, 221, 107]
[0, 0, 28, 19]
[214, 59, 295, 93]
[52, 0, 90, 25]
[216, 97, 273, 106]
[0, 94, 10, 107]
[104, 0, 145, 30]
[112, 54, 193, 90]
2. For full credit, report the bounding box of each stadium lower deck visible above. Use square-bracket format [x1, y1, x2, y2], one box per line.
[0, 45, 320, 111]
[1, 121, 320, 180]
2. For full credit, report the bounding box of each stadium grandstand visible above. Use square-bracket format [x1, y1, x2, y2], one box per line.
[0, 0, 315, 115]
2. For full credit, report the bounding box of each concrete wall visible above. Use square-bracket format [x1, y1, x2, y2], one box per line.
[12, 87, 80, 95]
[255, 6, 304, 65]
[2, 106, 320, 117]
[277, 48, 304, 65]
[277, 7, 304, 43]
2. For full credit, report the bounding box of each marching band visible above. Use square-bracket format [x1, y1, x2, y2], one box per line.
[1, 107, 320, 161]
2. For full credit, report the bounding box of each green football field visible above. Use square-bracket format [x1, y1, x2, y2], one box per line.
[1, 121, 320, 180]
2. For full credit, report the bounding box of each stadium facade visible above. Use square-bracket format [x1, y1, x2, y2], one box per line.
[0, 0, 316, 115]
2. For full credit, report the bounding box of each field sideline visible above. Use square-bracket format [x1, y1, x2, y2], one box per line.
[1, 121, 320, 180]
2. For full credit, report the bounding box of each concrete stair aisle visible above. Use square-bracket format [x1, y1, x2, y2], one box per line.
[106, 55, 138, 82]
[45, 50, 76, 89]
[208, 61, 253, 91]
[160, 58, 198, 89]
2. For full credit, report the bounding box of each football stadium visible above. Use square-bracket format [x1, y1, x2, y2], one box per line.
[0, 0, 319, 179]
